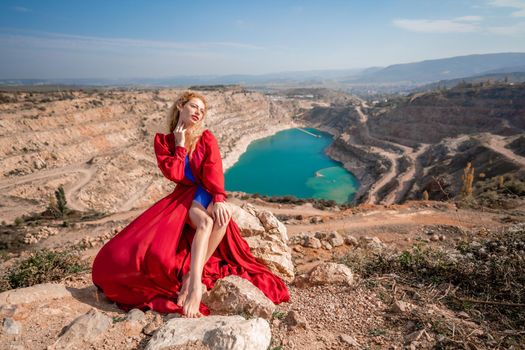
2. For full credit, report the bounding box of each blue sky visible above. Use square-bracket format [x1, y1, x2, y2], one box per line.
[1, 0, 524, 79]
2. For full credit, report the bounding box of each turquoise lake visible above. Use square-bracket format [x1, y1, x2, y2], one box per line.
[224, 128, 359, 204]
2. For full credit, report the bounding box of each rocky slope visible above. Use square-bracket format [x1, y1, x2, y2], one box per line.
[0, 87, 318, 219]
[0, 81, 524, 348]
[296, 83, 525, 204]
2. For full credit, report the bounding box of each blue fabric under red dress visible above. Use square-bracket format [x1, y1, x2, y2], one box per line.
[91, 129, 290, 315]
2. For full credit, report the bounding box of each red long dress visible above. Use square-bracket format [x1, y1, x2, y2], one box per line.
[91, 129, 290, 315]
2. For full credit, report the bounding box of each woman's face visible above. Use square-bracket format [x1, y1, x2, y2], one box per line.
[177, 97, 206, 128]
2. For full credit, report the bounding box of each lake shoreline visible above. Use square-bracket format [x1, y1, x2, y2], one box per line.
[223, 125, 360, 204]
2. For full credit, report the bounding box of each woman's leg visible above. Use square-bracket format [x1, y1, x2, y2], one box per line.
[178, 201, 213, 317]
[176, 201, 232, 316]
[203, 202, 232, 262]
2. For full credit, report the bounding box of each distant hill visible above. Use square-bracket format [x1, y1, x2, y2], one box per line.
[348, 52, 525, 84]
[413, 72, 525, 92]
[2, 52, 524, 92]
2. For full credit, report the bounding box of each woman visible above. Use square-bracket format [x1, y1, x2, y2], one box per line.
[92, 91, 290, 318]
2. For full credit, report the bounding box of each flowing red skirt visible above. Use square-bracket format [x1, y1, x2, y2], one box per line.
[91, 184, 290, 315]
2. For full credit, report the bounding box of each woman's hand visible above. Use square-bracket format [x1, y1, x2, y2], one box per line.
[212, 202, 231, 227]
[173, 119, 186, 147]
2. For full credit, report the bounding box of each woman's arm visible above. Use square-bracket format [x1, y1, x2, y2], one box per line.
[201, 130, 227, 204]
[154, 133, 186, 183]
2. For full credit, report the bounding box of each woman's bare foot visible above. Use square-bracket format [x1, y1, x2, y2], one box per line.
[182, 281, 204, 318]
[176, 273, 190, 307]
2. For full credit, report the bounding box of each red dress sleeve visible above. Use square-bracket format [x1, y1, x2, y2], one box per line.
[201, 130, 227, 204]
[154, 133, 187, 183]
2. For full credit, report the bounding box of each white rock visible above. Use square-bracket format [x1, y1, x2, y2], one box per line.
[203, 275, 275, 319]
[321, 241, 333, 250]
[344, 235, 359, 246]
[309, 262, 354, 286]
[54, 309, 112, 349]
[339, 333, 360, 347]
[303, 236, 322, 249]
[0, 283, 71, 306]
[256, 210, 288, 242]
[244, 235, 294, 282]
[145, 315, 271, 350]
[230, 204, 266, 237]
[328, 231, 344, 247]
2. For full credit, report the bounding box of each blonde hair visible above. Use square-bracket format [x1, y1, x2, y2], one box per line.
[167, 91, 208, 158]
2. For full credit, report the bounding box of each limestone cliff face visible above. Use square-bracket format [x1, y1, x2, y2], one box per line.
[1, 84, 524, 219]
[410, 136, 524, 201]
[368, 84, 525, 146]
[0, 88, 312, 216]
[293, 83, 525, 205]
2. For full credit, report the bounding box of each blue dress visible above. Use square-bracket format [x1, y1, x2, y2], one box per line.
[184, 154, 213, 208]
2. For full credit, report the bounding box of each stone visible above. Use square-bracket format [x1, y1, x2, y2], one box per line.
[256, 210, 288, 242]
[126, 308, 145, 322]
[359, 236, 384, 250]
[310, 216, 323, 224]
[283, 310, 308, 330]
[142, 313, 163, 336]
[0, 283, 71, 306]
[288, 234, 306, 246]
[145, 315, 271, 350]
[327, 231, 344, 247]
[390, 301, 413, 314]
[303, 236, 322, 249]
[344, 235, 359, 246]
[54, 309, 112, 349]
[2, 317, 22, 335]
[202, 275, 275, 319]
[308, 262, 353, 286]
[339, 333, 360, 347]
[244, 235, 294, 282]
[404, 329, 426, 344]
[142, 322, 159, 336]
[230, 204, 265, 237]
[321, 241, 333, 250]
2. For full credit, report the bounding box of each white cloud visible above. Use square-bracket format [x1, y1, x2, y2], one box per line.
[393, 17, 482, 33]
[0, 30, 264, 53]
[488, 0, 525, 17]
[455, 15, 484, 22]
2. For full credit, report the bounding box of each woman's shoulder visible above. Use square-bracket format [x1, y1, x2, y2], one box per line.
[200, 129, 218, 143]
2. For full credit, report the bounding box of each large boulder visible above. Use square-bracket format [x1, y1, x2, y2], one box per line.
[243, 235, 294, 282]
[145, 315, 271, 350]
[202, 275, 275, 319]
[230, 204, 294, 282]
[230, 204, 265, 237]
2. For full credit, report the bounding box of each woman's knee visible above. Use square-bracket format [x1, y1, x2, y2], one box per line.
[189, 207, 213, 232]
[198, 214, 213, 231]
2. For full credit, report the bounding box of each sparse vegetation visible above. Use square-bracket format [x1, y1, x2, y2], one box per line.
[0, 248, 89, 292]
[47, 186, 69, 218]
[338, 225, 525, 337]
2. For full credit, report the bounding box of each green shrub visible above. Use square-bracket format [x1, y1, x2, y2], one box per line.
[1, 249, 89, 291]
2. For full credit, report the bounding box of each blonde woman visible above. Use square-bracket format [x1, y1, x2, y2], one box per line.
[92, 91, 289, 318]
